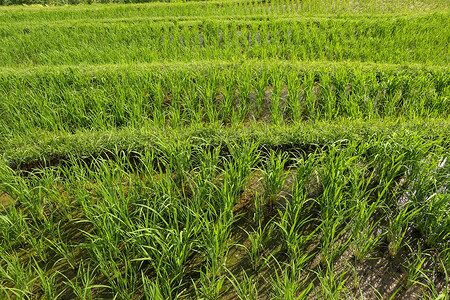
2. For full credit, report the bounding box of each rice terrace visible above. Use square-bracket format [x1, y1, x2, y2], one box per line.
[0, 0, 449, 298]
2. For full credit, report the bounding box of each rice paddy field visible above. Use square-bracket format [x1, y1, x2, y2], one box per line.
[0, 0, 450, 299]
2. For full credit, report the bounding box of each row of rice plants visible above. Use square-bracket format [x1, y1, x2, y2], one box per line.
[0, 0, 448, 298]
[1, 13, 448, 67]
[2, 0, 446, 23]
[0, 135, 448, 298]
[3, 116, 449, 173]
[1, 63, 448, 138]
[6, 0, 302, 20]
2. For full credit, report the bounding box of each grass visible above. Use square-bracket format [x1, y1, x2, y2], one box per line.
[2, 134, 449, 299]
[0, 61, 448, 141]
[0, 0, 449, 299]
[0, 13, 449, 67]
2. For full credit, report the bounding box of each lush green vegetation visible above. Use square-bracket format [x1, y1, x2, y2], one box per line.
[0, 0, 449, 299]
[1, 62, 449, 139]
[1, 13, 449, 66]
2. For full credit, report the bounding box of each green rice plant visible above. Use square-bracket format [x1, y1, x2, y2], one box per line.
[416, 193, 450, 248]
[290, 151, 319, 203]
[246, 218, 276, 272]
[0, 284, 31, 300]
[183, 78, 204, 125]
[100, 253, 139, 300]
[351, 198, 384, 261]
[371, 151, 408, 210]
[347, 164, 384, 260]
[33, 260, 64, 300]
[422, 284, 449, 300]
[0, 164, 41, 218]
[437, 251, 449, 298]
[286, 71, 303, 122]
[24, 222, 50, 263]
[148, 78, 166, 128]
[200, 211, 235, 271]
[404, 244, 429, 289]
[0, 0, 446, 20]
[1, 63, 449, 137]
[154, 137, 193, 191]
[440, 248, 450, 274]
[380, 75, 406, 117]
[169, 105, 183, 128]
[223, 140, 260, 201]
[219, 170, 241, 221]
[136, 148, 157, 178]
[252, 191, 264, 225]
[302, 71, 318, 121]
[270, 256, 313, 300]
[81, 215, 122, 264]
[269, 72, 285, 125]
[0, 204, 28, 250]
[262, 150, 289, 207]
[188, 145, 222, 213]
[333, 68, 360, 118]
[219, 73, 238, 124]
[45, 222, 77, 270]
[416, 249, 448, 299]
[386, 203, 421, 258]
[314, 259, 349, 300]
[63, 261, 109, 300]
[80, 158, 136, 246]
[318, 144, 357, 218]
[319, 212, 352, 265]
[316, 145, 369, 262]
[142, 274, 166, 300]
[252, 68, 270, 119]
[319, 72, 339, 120]
[0, 253, 36, 299]
[236, 69, 253, 121]
[2, 17, 449, 67]
[196, 209, 233, 299]
[0, 1, 449, 298]
[226, 269, 259, 300]
[194, 262, 228, 300]
[272, 152, 321, 259]
[276, 197, 318, 260]
[131, 204, 199, 299]
[197, 73, 220, 124]
[319, 211, 351, 264]
[404, 154, 450, 247]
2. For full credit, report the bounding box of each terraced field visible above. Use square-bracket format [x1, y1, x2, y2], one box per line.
[0, 0, 449, 299]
